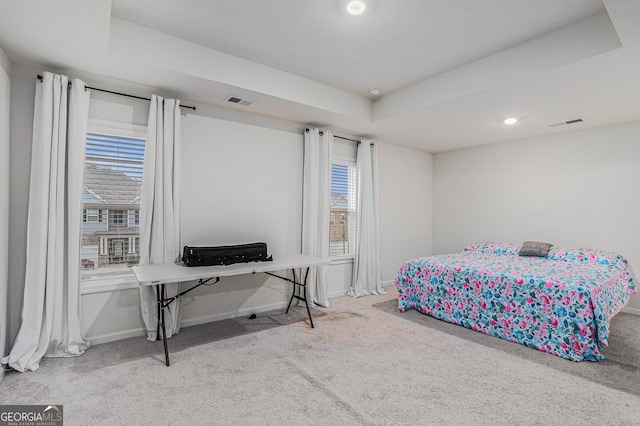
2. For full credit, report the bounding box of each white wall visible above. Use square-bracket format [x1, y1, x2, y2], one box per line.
[4, 64, 312, 343]
[79, 96, 313, 342]
[76, 98, 359, 342]
[0, 46, 11, 382]
[433, 121, 640, 313]
[7, 64, 36, 350]
[177, 114, 306, 325]
[6, 63, 434, 345]
[378, 142, 433, 283]
[80, 114, 435, 342]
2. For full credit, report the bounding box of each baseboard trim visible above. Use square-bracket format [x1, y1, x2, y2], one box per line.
[327, 288, 347, 299]
[182, 289, 357, 327]
[87, 327, 146, 346]
[180, 300, 290, 329]
[622, 306, 640, 316]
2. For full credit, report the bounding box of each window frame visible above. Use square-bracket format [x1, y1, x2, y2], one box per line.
[80, 118, 147, 295]
[329, 154, 357, 262]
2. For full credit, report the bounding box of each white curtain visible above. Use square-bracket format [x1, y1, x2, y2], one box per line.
[301, 128, 332, 307]
[139, 95, 183, 341]
[349, 140, 385, 297]
[1, 72, 91, 372]
[0, 56, 10, 383]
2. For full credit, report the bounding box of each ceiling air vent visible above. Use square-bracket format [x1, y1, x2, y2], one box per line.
[225, 96, 255, 107]
[548, 118, 583, 127]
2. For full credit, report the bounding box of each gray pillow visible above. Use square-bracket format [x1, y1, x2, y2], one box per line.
[519, 241, 553, 257]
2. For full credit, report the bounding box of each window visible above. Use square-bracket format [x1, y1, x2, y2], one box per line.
[329, 160, 357, 257]
[80, 132, 145, 279]
[83, 209, 101, 223]
[130, 209, 140, 226]
[108, 210, 126, 227]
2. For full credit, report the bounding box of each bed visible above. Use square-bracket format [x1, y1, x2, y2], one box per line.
[395, 242, 637, 361]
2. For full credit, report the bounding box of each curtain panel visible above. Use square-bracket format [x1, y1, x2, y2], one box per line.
[0, 55, 10, 383]
[301, 128, 332, 307]
[349, 140, 385, 297]
[2, 72, 90, 372]
[139, 95, 183, 340]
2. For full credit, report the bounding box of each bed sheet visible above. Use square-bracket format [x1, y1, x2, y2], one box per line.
[395, 244, 636, 361]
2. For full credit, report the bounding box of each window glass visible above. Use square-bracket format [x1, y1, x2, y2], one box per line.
[329, 160, 357, 257]
[81, 133, 145, 278]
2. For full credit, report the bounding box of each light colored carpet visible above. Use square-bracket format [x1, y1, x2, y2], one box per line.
[1, 287, 639, 425]
[374, 297, 640, 397]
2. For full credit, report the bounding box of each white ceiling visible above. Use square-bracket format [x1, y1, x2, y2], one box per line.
[1, 0, 640, 152]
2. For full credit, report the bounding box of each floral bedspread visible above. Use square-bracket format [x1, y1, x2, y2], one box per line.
[395, 243, 636, 361]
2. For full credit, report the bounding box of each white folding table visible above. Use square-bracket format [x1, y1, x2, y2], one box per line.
[132, 253, 330, 366]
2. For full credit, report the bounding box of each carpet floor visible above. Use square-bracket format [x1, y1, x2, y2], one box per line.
[1, 287, 639, 425]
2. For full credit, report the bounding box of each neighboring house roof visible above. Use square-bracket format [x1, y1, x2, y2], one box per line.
[84, 166, 141, 205]
[331, 194, 348, 210]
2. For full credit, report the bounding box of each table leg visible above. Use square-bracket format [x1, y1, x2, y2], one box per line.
[301, 267, 314, 328]
[261, 268, 317, 328]
[159, 284, 170, 366]
[285, 268, 297, 314]
[155, 286, 161, 340]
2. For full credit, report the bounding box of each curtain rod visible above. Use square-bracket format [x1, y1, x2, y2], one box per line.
[37, 75, 196, 111]
[305, 128, 361, 144]
[334, 134, 361, 144]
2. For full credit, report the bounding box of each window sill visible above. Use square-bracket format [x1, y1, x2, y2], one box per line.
[81, 275, 139, 295]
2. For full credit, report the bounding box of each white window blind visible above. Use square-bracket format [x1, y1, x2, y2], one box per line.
[81, 133, 145, 278]
[329, 161, 357, 257]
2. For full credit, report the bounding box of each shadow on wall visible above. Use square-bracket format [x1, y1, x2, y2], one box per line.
[81, 272, 296, 344]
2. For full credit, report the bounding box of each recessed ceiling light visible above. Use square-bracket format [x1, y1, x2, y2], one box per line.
[347, 1, 366, 15]
[369, 87, 381, 96]
[504, 117, 518, 125]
